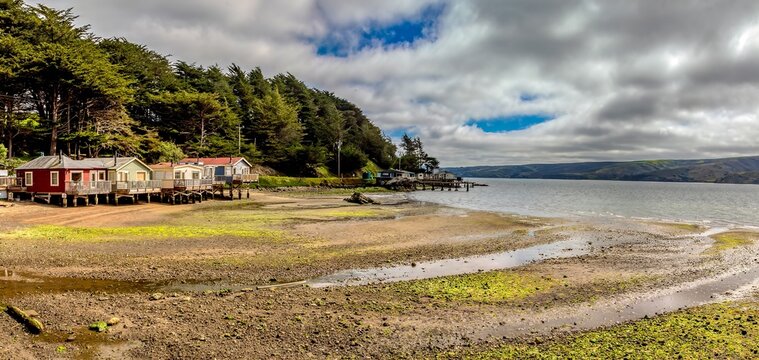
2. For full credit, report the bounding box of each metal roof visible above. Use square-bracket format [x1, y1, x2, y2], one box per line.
[179, 157, 251, 167]
[16, 156, 145, 170]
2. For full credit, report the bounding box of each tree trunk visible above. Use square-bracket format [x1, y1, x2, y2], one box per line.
[49, 87, 60, 156]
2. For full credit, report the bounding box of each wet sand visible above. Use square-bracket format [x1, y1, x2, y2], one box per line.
[0, 191, 758, 359]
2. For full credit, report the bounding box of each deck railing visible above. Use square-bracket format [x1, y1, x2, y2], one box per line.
[0, 177, 19, 187]
[65, 181, 112, 195]
[174, 178, 214, 189]
[113, 180, 162, 193]
[213, 174, 259, 184]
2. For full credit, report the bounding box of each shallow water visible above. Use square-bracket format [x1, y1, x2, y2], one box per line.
[409, 178, 759, 227]
[481, 265, 759, 339]
[308, 237, 597, 287]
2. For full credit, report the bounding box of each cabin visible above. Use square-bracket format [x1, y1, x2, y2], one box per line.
[432, 170, 459, 182]
[14, 155, 112, 204]
[150, 162, 210, 191]
[77, 157, 161, 195]
[376, 169, 416, 185]
[178, 157, 258, 184]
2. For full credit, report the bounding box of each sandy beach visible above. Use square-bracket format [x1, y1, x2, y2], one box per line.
[1, 191, 758, 359]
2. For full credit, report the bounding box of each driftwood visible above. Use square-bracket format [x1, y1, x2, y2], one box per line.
[344, 192, 375, 205]
[256, 280, 307, 290]
[4, 305, 44, 334]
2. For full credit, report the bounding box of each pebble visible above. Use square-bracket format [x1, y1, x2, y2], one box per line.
[150, 293, 164, 301]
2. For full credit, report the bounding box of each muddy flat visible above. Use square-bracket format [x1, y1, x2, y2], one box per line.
[1, 191, 758, 359]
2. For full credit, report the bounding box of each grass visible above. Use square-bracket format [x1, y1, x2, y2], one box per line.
[707, 231, 758, 254]
[0, 199, 395, 244]
[258, 175, 380, 189]
[258, 176, 339, 188]
[395, 271, 561, 303]
[458, 302, 759, 359]
[1, 224, 286, 243]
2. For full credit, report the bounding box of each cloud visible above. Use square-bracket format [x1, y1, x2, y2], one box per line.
[37, 0, 759, 166]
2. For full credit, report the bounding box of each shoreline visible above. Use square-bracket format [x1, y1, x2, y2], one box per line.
[1, 191, 758, 358]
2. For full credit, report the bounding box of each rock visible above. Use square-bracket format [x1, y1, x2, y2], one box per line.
[5, 306, 44, 334]
[149, 293, 164, 301]
[344, 192, 375, 205]
[65, 335, 76, 342]
[89, 321, 108, 333]
[106, 317, 121, 326]
[25, 310, 39, 318]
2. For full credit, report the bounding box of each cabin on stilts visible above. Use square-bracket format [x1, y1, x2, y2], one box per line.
[178, 157, 259, 199]
[150, 162, 212, 204]
[13, 155, 113, 206]
[12, 155, 162, 206]
[94, 157, 162, 204]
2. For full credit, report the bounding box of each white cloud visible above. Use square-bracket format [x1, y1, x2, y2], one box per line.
[38, 0, 759, 166]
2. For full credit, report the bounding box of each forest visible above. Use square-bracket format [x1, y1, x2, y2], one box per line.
[0, 0, 437, 176]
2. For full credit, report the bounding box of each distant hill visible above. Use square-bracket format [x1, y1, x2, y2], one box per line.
[446, 156, 759, 184]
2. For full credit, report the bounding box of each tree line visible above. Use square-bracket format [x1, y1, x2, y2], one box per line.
[0, 0, 440, 176]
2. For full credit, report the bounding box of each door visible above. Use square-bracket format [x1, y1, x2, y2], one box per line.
[90, 172, 97, 189]
[214, 166, 225, 176]
[136, 172, 147, 181]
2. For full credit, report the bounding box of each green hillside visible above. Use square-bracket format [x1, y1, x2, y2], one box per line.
[447, 156, 759, 184]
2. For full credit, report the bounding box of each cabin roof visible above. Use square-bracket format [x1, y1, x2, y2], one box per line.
[179, 157, 251, 167]
[16, 155, 103, 170]
[150, 162, 203, 170]
[17, 156, 149, 171]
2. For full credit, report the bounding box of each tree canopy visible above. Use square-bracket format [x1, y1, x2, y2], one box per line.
[0, 0, 438, 176]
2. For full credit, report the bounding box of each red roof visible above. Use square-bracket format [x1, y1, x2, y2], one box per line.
[179, 157, 245, 166]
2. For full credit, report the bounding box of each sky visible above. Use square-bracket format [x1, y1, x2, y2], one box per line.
[38, 0, 759, 166]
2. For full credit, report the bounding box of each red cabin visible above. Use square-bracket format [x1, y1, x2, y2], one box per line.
[14, 155, 111, 204]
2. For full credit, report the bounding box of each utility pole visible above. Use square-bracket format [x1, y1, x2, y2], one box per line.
[336, 140, 343, 179]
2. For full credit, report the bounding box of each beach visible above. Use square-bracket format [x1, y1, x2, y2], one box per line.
[1, 190, 758, 359]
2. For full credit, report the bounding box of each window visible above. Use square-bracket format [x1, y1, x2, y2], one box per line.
[70, 171, 82, 182]
[136, 171, 147, 181]
[174, 171, 182, 179]
[192, 171, 200, 180]
[118, 171, 128, 181]
[24, 172, 33, 186]
[50, 172, 59, 186]
[98, 171, 106, 181]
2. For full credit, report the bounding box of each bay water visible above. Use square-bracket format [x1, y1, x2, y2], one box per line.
[408, 178, 759, 227]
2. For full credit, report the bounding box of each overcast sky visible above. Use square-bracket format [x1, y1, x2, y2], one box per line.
[38, 0, 759, 166]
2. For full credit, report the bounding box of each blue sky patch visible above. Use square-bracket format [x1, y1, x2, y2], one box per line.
[312, 4, 444, 57]
[386, 128, 415, 139]
[466, 114, 555, 133]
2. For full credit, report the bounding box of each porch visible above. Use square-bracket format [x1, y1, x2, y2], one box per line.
[65, 181, 112, 195]
[113, 180, 163, 194]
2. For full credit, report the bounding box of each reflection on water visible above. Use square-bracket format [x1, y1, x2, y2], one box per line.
[410, 178, 759, 226]
[308, 237, 594, 287]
